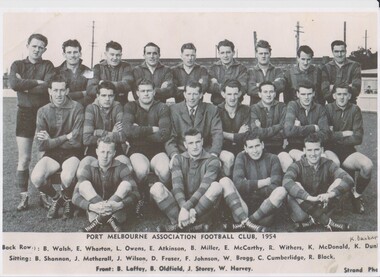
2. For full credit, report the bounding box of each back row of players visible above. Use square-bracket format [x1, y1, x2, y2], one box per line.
[10, 33, 372, 232]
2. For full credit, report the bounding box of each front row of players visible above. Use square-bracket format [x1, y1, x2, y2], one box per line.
[27, 74, 371, 232]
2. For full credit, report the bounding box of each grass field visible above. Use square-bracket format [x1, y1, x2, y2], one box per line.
[2, 97, 378, 232]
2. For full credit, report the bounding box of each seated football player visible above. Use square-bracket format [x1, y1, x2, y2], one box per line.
[283, 134, 354, 231]
[31, 74, 84, 219]
[325, 84, 373, 214]
[220, 133, 287, 232]
[73, 136, 140, 232]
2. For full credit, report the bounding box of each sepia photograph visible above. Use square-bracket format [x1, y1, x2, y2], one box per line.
[1, 0, 378, 275]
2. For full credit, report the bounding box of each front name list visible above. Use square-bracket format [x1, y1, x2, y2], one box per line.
[2, 232, 378, 275]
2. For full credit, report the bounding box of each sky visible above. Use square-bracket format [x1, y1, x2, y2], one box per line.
[3, 11, 378, 71]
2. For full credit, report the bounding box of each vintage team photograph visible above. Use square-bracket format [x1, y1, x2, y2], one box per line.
[2, 11, 378, 235]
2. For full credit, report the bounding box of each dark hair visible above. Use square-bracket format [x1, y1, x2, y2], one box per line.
[334, 83, 352, 94]
[97, 136, 116, 148]
[185, 80, 202, 93]
[255, 40, 271, 52]
[297, 80, 315, 91]
[331, 40, 347, 51]
[259, 81, 276, 92]
[297, 45, 314, 58]
[97, 80, 116, 94]
[244, 132, 261, 146]
[106, 41, 122, 51]
[144, 42, 160, 55]
[304, 133, 321, 145]
[184, 128, 202, 138]
[181, 43, 196, 53]
[62, 39, 82, 53]
[137, 78, 155, 90]
[27, 33, 48, 46]
[221, 79, 241, 92]
[48, 74, 67, 88]
[217, 39, 235, 52]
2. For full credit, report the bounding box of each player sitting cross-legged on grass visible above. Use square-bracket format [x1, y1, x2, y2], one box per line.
[220, 133, 287, 232]
[283, 133, 354, 231]
[73, 136, 140, 232]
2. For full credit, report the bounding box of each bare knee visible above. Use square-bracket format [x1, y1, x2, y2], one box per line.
[362, 159, 373, 176]
[218, 177, 235, 194]
[132, 164, 149, 182]
[278, 152, 293, 172]
[78, 181, 93, 195]
[269, 187, 287, 206]
[61, 170, 76, 186]
[205, 182, 222, 200]
[150, 182, 168, 202]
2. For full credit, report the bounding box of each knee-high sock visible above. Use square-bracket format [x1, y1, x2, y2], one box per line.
[356, 175, 371, 195]
[156, 197, 179, 224]
[224, 193, 246, 222]
[299, 201, 329, 225]
[62, 179, 77, 200]
[16, 170, 29, 192]
[194, 196, 214, 217]
[249, 198, 277, 223]
[38, 182, 58, 198]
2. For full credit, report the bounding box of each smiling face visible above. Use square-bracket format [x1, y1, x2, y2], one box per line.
[105, 48, 122, 67]
[63, 46, 81, 66]
[256, 47, 271, 66]
[304, 141, 323, 166]
[333, 87, 351, 108]
[184, 86, 202, 108]
[137, 84, 155, 105]
[332, 45, 347, 65]
[258, 84, 276, 106]
[244, 138, 264, 160]
[48, 82, 68, 107]
[218, 46, 234, 66]
[144, 46, 160, 67]
[297, 51, 312, 71]
[96, 141, 116, 168]
[184, 133, 203, 158]
[27, 38, 46, 62]
[181, 49, 196, 67]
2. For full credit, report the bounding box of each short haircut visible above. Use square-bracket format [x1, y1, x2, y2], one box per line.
[185, 80, 202, 93]
[97, 136, 116, 148]
[137, 78, 155, 90]
[334, 83, 352, 94]
[304, 133, 321, 145]
[62, 39, 82, 52]
[297, 45, 314, 58]
[244, 132, 261, 146]
[48, 74, 67, 88]
[27, 33, 48, 46]
[297, 80, 315, 91]
[331, 40, 347, 51]
[184, 128, 202, 138]
[106, 41, 122, 51]
[144, 42, 160, 55]
[217, 39, 235, 52]
[97, 80, 116, 94]
[255, 40, 271, 52]
[181, 43, 196, 53]
[259, 81, 276, 92]
[221, 79, 241, 92]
